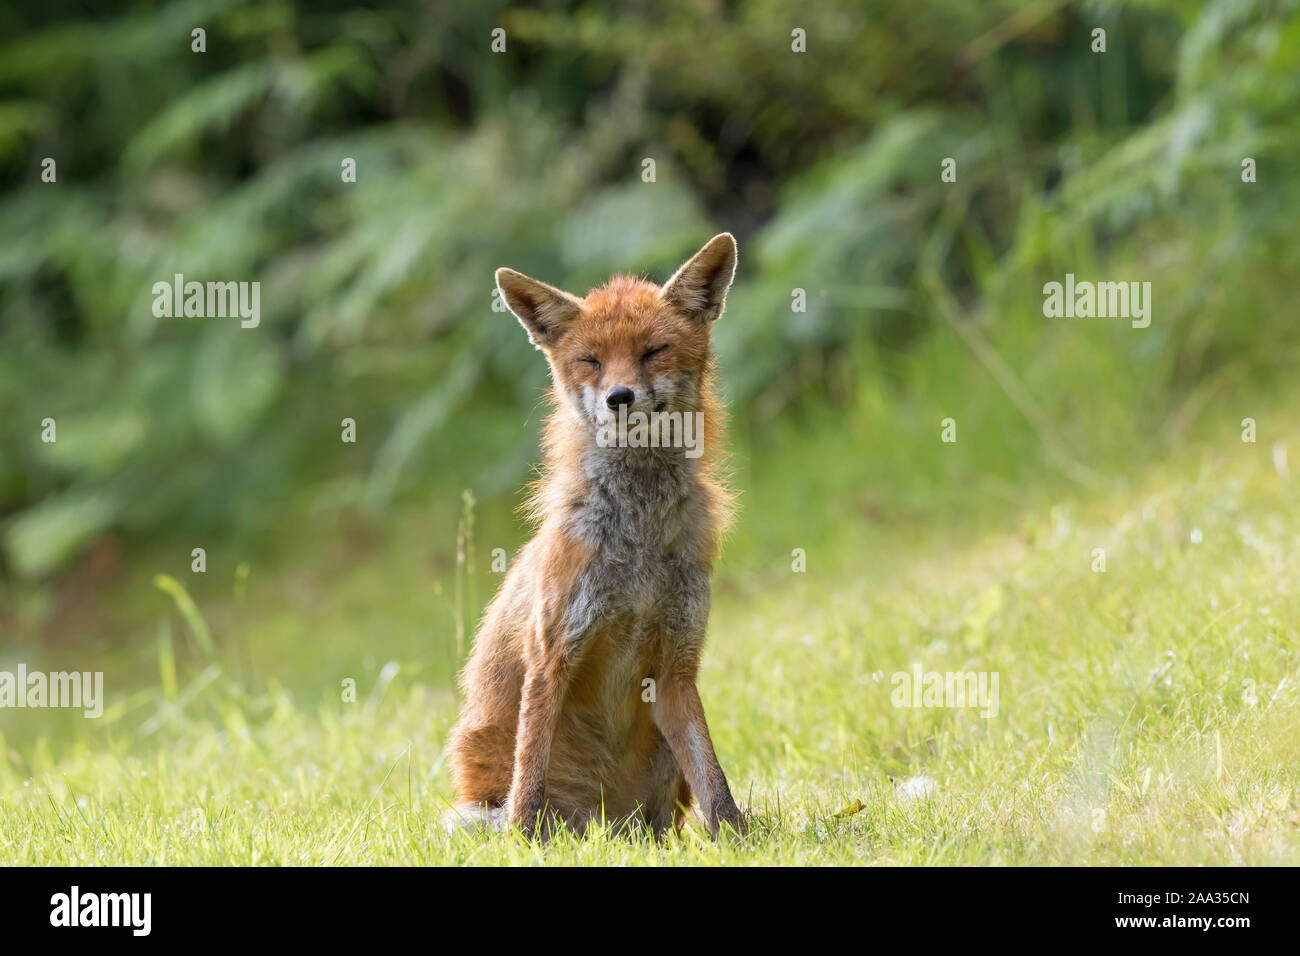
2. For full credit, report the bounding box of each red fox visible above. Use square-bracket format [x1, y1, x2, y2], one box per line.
[444, 233, 746, 838]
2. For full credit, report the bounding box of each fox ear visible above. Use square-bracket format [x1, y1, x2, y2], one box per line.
[661, 232, 738, 322]
[496, 268, 582, 348]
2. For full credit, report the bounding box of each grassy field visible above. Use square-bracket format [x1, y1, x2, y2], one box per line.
[3, 0, 1299, 871]
[2, 383, 1298, 866]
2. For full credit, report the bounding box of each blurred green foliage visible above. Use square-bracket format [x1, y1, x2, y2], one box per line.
[1, 0, 1298, 581]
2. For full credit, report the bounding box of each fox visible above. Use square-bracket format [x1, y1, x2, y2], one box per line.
[443, 233, 746, 838]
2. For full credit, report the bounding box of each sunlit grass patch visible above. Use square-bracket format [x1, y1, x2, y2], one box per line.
[2, 411, 1298, 865]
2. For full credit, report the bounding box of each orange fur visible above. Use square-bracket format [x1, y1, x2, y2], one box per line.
[445, 234, 745, 838]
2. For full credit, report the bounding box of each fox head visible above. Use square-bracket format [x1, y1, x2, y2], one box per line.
[495, 233, 737, 434]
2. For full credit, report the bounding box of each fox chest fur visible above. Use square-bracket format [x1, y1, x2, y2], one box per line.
[560, 447, 713, 650]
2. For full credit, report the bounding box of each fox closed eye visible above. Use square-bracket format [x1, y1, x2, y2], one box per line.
[580, 356, 601, 368]
[641, 345, 668, 362]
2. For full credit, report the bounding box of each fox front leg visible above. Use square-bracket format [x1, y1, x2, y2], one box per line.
[652, 669, 746, 837]
[507, 658, 566, 836]
[508, 593, 589, 837]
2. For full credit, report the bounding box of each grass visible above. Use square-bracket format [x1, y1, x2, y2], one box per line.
[2, 385, 1299, 866]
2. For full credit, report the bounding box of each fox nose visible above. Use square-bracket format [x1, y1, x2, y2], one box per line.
[606, 386, 635, 409]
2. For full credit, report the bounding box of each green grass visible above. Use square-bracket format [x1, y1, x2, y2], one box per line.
[2, 393, 1299, 865]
